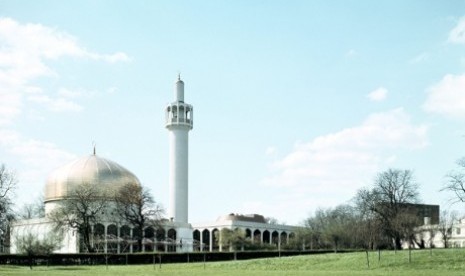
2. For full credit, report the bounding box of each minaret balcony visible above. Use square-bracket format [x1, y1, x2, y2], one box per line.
[165, 118, 193, 128]
[165, 102, 193, 129]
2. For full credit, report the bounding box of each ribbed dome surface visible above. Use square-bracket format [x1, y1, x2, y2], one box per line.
[44, 154, 140, 202]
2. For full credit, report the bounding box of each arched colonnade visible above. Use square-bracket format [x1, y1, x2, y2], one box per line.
[84, 223, 179, 253]
[192, 227, 294, 252]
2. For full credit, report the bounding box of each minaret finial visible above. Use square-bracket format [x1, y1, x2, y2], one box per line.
[178, 72, 181, 81]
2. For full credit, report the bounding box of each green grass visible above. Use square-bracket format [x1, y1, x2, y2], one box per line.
[2, 249, 465, 275]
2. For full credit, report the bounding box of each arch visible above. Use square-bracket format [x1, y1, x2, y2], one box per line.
[168, 228, 177, 240]
[263, 230, 271, 244]
[202, 229, 211, 251]
[193, 230, 201, 251]
[245, 228, 252, 239]
[172, 106, 178, 120]
[120, 225, 131, 239]
[144, 227, 155, 252]
[280, 232, 288, 245]
[212, 228, 220, 251]
[132, 227, 143, 252]
[94, 223, 105, 238]
[93, 223, 105, 253]
[119, 225, 131, 253]
[107, 224, 118, 253]
[253, 229, 261, 243]
[167, 229, 177, 252]
[179, 105, 185, 120]
[145, 227, 155, 239]
[272, 231, 279, 245]
[107, 224, 117, 236]
[156, 228, 166, 252]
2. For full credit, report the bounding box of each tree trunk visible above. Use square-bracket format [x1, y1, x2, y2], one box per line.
[365, 250, 370, 268]
[395, 237, 402, 250]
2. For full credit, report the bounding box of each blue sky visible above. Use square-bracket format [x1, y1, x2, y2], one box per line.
[1, 1, 465, 224]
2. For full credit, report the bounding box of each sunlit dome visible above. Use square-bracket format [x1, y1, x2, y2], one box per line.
[44, 153, 140, 204]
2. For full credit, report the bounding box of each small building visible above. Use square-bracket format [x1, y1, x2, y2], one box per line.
[192, 213, 296, 252]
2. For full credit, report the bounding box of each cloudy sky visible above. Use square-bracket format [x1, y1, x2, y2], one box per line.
[1, 1, 465, 224]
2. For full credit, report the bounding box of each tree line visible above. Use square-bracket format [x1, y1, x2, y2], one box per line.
[289, 163, 465, 252]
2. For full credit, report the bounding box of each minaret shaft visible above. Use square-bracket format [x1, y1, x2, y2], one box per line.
[168, 128, 189, 223]
[165, 77, 193, 224]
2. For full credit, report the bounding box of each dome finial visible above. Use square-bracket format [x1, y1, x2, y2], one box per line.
[92, 141, 96, 155]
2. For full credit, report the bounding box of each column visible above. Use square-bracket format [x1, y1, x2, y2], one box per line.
[209, 230, 213, 252]
[104, 224, 108, 254]
[117, 225, 120, 254]
[219, 230, 223, 252]
[200, 231, 203, 252]
[142, 227, 145, 253]
[165, 229, 168, 253]
[129, 228, 133, 253]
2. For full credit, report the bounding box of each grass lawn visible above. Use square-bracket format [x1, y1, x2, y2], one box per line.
[2, 249, 465, 275]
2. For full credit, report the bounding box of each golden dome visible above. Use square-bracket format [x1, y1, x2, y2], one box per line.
[44, 154, 140, 203]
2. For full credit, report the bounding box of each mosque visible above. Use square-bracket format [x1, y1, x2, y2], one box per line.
[10, 76, 296, 254]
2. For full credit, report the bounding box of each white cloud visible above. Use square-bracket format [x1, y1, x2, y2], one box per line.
[0, 17, 130, 125]
[28, 94, 83, 112]
[0, 90, 22, 125]
[448, 17, 465, 44]
[101, 52, 132, 63]
[0, 18, 127, 205]
[0, 129, 76, 202]
[0, 129, 75, 167]
[410, 52, 429, 64]
[58, 88, 83, 99]
[260, 109, 428, 223]
[265, 146, 277, 156]
[423, 73, 465, 119]
[367, 87, 388, 102]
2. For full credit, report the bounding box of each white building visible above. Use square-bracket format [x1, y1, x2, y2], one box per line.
[192, 214, 296, 252]
[410, 217, 465, 249]
[10, 76, 296, 254]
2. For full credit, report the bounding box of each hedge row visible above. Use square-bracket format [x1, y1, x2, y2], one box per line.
[0, 250, 348, 266]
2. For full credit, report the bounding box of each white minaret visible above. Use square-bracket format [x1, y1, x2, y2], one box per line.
[165, 75, 193, 224]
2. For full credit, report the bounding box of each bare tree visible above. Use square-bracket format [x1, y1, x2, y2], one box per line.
[0, 164, 17, 252]
[437, 210, 457, 248]
[354, 192, 385, 250]
[114, 183, 164, 251]
[0, 165, 16, 204]
[49, 182, 108, 253]
[302, 216, 323, 250]
[443, 158, 465, 203]
[303, 205, 358, 252]
[355, 169, 419, 249]
[18, 194, 45, 220]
